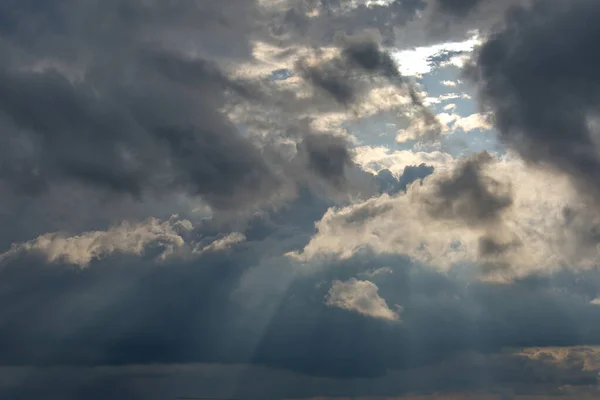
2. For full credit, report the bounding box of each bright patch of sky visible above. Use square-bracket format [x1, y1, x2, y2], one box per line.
[390, 32, 481, 77]
[259, 30, 504, 169]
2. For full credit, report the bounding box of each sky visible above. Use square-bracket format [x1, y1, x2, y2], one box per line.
[2, 0, 600, 399]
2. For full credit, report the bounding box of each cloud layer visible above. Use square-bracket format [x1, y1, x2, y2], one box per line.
[1, 0, 600, 399]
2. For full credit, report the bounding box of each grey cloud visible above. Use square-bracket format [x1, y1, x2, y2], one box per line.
[341, 38, 399, 78]
[469, 0, 600, 202]
[271, 0, 425, 47]
[297, 37, 442, 140]
[376, 164, 435, 195]
[297, 135, 353, 187]
[398, 163, 435, 189]
[436, 0, 483, 17]
[478, 235, 522, 258]
[0, 0, 291, 214]
[3, 230, 600, 386]
[425, 152, 512, 225]
[395, 0, 527, 54]
[0, 0, 398, 224]
[340, 202, 394, 225]
[0, 60, 284, 210]
[3, 0, 600, 398]
[294, 38, 400, 106]
[1, 351, 599, 400]
[296, 58, 357, 104]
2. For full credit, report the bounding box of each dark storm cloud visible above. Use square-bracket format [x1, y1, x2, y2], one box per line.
[0, 0, 396, 221]
[469, 0, 600, 202]
[0, 0, 290, 213]
[0, 59, 283, 209]
[425, 152, 512, 226]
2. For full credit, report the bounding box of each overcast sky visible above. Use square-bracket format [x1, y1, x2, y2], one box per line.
[2, 0, 600, 399]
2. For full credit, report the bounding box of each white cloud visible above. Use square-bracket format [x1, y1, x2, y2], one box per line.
[354, 145, 454, 176]
[194, 232, 246, 255]
[0, 216, 194, 267]
[290, 154, 600, 280]
[441, 80, 457, 87]
[423, 93, 471, 106]
[326, 278, 400, 321]
[395, 112, 492, 142]
[453, 113, 493, 132]
[443, 103, 457, 112]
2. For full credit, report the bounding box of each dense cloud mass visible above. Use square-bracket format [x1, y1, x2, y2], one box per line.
[470, 0, 600, 201]
[2, 0, 600, 399]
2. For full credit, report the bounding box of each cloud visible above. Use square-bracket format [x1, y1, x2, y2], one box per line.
[0, 0, 424, 221]
[0, 1, 291, 213]
[376, 163, 435, 195]
[435, 0, 483, 17]
[469, 0, 600, 203]
[0, 216, 193, 267]
[441, 80, 458, 87]
[396, 111, 491, 141]
[452, 112, 493, 132]
[4, 206, 600, 385]
[264, 0, 424, 48]
[443, 103, 457, 111]
[297, 133, 354, 187]
[326, 278, 401, 321]
[1, 347, 600, 400]
[2, 0, 600, 397]
[194, 232, 247, 255]
[358, 266, 393, 278]
[291, 152, 600, 278]
[391, 34, 480, 76]
[354, 145, 454, 176]
[424, 152, 512, 226]
[294, 36, 442, 142]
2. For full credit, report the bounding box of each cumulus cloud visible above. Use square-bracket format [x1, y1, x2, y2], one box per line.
[0, 216, 193, 267]
[291, 152, 600, 279]
[326, 278, 401, 321]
